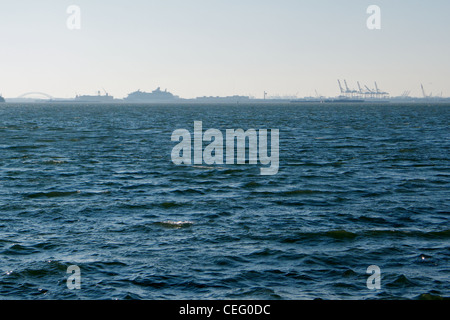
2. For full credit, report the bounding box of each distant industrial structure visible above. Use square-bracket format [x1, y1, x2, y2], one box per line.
[2, 82, 449, 104]
[338, 79, 389, 100]
[420, 83, 443, 99]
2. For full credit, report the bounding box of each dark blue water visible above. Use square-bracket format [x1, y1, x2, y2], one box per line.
[0, 103, 449, 300]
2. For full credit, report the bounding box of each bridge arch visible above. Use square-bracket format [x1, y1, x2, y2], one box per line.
[17, 92, 54, 100]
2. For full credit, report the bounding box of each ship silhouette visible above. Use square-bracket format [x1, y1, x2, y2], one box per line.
[124, 87, 179, 102]
[75, 90, 114, 103]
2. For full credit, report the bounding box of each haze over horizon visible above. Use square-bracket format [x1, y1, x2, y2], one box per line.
[1, 0, 449, 99]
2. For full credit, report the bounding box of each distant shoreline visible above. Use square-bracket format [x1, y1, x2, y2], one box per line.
[2, 99, 450, 105]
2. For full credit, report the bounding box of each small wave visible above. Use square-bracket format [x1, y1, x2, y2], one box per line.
[281, 230, 358, 243]
[332, 145, 366, 149]
[42, 160, 66, 165]
[154, 221, 194, 229]
[158, 201, 186, 209]
[229, 286, 282, 300]
[118, 203, 152, 210]
[3, 260, 68, 280]
[242, 181, 261, 188]
[7, 145, 44, 150]
[25, 191, 81, 199]
[428, 229, 450, 238]
[350, 215, 389, 224]
[325, 230, 358, 240]
[282, 227, 450, 243]
[247, 248, 283, 257]
[365, 229, 450, 239]
[173, 189, 205, 195]
[399, 148, 417, 153]
[343, 269, 358, 277]
[417, 293, 450, 300]
[220, 168, 243, 174]
[284, 189, 324, 195]
[3, 244, 37, 255]
[386, 274, 416, 288]
[192, 165, 225, 170]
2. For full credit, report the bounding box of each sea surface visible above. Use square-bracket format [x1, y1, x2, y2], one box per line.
[0, 103, 448, 300]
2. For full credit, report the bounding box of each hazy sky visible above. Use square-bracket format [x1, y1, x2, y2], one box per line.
[1, 0, 449, 99]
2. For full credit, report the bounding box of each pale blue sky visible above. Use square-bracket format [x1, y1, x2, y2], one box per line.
[1, 0, 449, 99]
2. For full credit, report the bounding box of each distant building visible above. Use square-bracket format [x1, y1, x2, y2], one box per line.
[124, 87, 179, 102]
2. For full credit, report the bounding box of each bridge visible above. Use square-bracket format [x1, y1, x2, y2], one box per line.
[17, 92, 54, 100]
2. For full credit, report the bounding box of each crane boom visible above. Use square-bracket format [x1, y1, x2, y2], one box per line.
[365, 85, 374, 93]
[357, 82, 363, 93]
[421, 84, 427, 98]
[344, 80, 350, 92]
[337, 80, 345, 94]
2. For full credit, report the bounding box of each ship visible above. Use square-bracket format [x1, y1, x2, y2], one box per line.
[124, 87, 179, 102]
[74, 90, 114, 103]
[324, 97, 365, 103]
[0, 96, 5, 103]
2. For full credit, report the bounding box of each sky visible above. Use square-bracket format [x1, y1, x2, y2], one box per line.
[0, 0, 449, 99]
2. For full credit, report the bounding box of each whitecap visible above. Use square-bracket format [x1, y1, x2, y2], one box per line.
[156, 221, 194, 229]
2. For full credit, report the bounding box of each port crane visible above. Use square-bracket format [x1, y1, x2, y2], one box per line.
[364, 85, 376, 99]
[374, 82, 389, 98]
[344, 80, 358, 97]
[401, 90, 411, 98]
[421, 84, 432, 98]
[337, 79, 389, 99]
[357, 82, 364, 95]
[337, 80, 345, 95]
